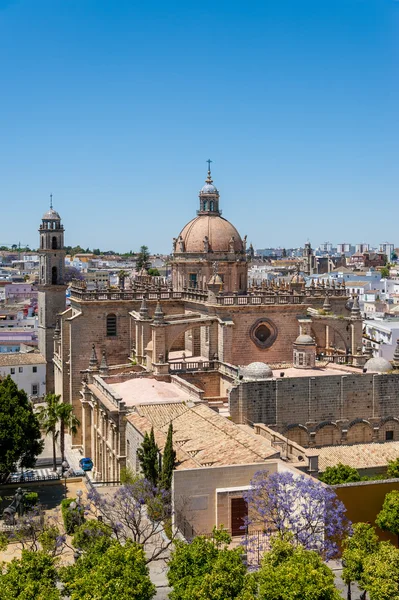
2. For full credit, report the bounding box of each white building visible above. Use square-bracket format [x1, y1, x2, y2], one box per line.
[380, 242, 394, 259]
[84, 269, 110, 290]
[0, 353, 46, 399]
[363, 319, 399, 361]
[336, 243, 352, 255]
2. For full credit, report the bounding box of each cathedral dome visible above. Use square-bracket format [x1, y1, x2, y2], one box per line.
[176, 215, 243, 253]
[201, 182, 218, 194]
[239, 362, 273, 380]
[42, 208, 61, 220]
[364, 357, 392, 373]
[294, 334, 315, 345]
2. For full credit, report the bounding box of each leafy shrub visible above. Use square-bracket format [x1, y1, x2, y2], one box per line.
[23, 491, 39, 509]
[319, 463, 361, 485]
[61, 498, 85, 535]
[72, 520, 112, 552]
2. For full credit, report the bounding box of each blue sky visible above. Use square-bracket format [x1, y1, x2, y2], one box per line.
[0, 0, 398, 252]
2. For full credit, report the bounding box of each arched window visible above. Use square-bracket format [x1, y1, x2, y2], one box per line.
[210, 201, 214, 211]
[41, 266, 44, 280]
[203, 200, 208, 211]
[51, 266, 57, 285]
[40, 237, 44, 249]
[52, 236, 57, 249]
[106, 314, 117, 337]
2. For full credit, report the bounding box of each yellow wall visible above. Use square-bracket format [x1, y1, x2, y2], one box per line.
[335, 480, 399, 545]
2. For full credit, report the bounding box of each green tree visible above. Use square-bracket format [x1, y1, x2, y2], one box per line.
[386, 458, 399, 479]
[137, 427, 159, 487]
[362, 541, 399, 600]
[380, 266, 390, 278]
[61, 539, 155, 600]
[375, 490, 399, 546]
[0, 550, 60, 600]
[160, 423, 176, 492]
[71, 520, 113, 552]
[0, 376, 43, 482]
[37, 393, 80, 470]
[136, 245, 151, 272]
[319, 463, 361, 485]
[168, 530, 247, 600]
[57, 402, 80, 463]
[148, 267, 160, 276]
[342, 522, 380, 600]
[120, 465, 140, 485]
[257, 535, 341, 600]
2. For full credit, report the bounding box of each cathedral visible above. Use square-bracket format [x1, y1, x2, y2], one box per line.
[38, 166, 377, 466]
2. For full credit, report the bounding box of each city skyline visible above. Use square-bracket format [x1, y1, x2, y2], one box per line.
[1, 0, 398, 251]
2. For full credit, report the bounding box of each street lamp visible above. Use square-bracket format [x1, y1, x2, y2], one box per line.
[62, 460, 69, 496]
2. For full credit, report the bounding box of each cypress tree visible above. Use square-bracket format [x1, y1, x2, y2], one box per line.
[160, 423, 176, 492]
[137, 427, 159, 487]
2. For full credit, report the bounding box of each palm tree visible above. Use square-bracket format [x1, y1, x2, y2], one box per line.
[37, 394, 80, 471]
[58, 403, 80, 463]
[118, 269, 128, 290]
[37, 393, 61, 472]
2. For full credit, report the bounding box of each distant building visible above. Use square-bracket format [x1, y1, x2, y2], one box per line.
[337, 243, 354, 255]
[318, 242, 332, 253]
[380, 243, 395, 260]
[4, 283, 38, 303]
[349, 252, 386, 269]
[83, 269, 110, 290]
[0, 352, 46, 399]
[363, 319, 399, 361]
[355, 243, 370, 253]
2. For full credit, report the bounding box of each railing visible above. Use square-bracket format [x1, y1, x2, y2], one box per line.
[320, 354, 354, 365]
[3, 473, 60, 485]
[169, 360, 217, 373]
[216, 294, 305, 306]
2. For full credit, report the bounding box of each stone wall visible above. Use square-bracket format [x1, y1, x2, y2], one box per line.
[214, 299, 350, 366]
[179, 371, 222, 399]
[173, 461, 279, 536]
[229, 372, 399, 446]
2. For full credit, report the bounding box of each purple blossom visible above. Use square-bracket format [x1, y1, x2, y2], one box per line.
[243, 470, 351, 562]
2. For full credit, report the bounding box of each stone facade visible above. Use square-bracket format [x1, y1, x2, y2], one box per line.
[43, 169, 366, 457]
[173, 461, 281, 536]
[229, 370, 399, 446]
[38, 206, 66, 392]
[80, 366, 129, 481]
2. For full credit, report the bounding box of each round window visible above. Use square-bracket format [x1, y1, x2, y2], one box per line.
[250, 318, 278, 349]
[255, 324, 271, 343]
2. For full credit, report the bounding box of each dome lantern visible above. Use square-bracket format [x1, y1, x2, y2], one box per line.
[198, 159, 221, 216]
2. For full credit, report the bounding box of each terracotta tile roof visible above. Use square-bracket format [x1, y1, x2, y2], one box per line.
[126, 411, 198, 470]
[138, 402, 189, 429]
[318, 442, 399, 472]
[0, 353, 46, 366]
[126, 402, 279, 469]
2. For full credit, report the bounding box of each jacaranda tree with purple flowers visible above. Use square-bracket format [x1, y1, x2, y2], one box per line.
[87, 478, 178, 563]
[243, 470, 350, 561]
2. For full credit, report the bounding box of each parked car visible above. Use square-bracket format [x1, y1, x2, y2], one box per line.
[79, 458, 93, 471]
[67, 468, 86, 478]
[9, 470, 35, 482]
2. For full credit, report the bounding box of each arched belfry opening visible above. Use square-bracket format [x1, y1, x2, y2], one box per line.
[51, 266, 57, 285]
[52, 236, 57, 249]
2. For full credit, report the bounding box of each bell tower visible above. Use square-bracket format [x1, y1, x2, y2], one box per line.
[38, 197, 67, 392]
